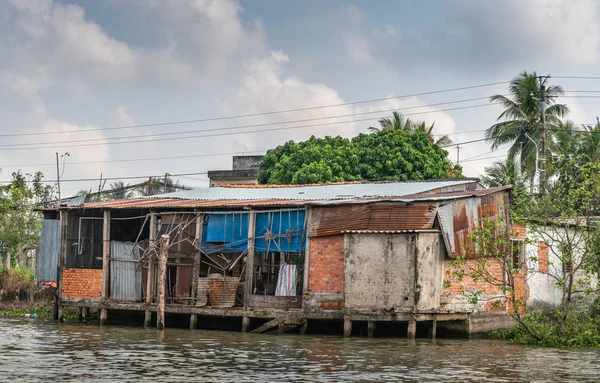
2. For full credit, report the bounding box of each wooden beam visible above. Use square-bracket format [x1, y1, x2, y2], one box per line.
[101, 210, 111, 301]
[156, 234, 170, 330]
[244, 211, 256, 308]
[145, 213, 156, 327]
[250, 316, 285, 334]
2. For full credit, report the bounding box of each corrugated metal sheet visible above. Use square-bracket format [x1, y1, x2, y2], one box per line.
[110, 241, 142, 301]
[38, 219, 60, 282]
[438, 190, 508, 258]
[310, 203, 438, 237]
[65, 194, 87, 207]
[341, 229, 440, 234]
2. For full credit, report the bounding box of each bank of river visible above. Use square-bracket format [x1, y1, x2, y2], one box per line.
[1, 318, 599, 382]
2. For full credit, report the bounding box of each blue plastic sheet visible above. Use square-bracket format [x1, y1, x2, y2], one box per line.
[202, 213, 248, 253]
[255, 210, 306, 253]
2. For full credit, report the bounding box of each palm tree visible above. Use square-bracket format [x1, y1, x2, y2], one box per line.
[368, 111, 453, 145]
[481, 159, 522, 187]
[412, 121, 453, 146]
[485, 71, 569, 187]
[136, 176, 182, 196]
[109, 181, 133, 200]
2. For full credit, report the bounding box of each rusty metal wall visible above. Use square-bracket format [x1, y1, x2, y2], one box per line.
[438, 191, 508, 258]
[110, 241, 142, 301]
[310, 203, 437, 237]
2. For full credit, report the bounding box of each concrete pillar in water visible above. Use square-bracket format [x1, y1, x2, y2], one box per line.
[190, 314, 197, 330]
[407, 320, 417, 339]
[78, 307, 83, 322]
[144, 310, 152, 328]
[82, 307, 89, 322]
[343, 319, 352, 337]
[368, 321, 376, 338]
[299, 320, 308, 335]
[99, 308, 107, 326]
[431, 318, 437, 339]
[242, 317, 250, 332]
[57, 304, 64, 323]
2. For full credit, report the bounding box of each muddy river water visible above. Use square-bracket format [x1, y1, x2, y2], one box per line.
[1, 318, 599, 382]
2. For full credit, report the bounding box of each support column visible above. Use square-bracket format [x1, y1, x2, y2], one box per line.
[78, 307, 83, 322]
[299, 320, 308, 335]
[189, 314, 197, 330]
[368, 320, 376, 338]
[302, 208, 313, 295]
[57, 304, 64, 323]
[99, 308, 107, 326]
[156, 234, 170, 330]
[144, 213, 157, 328]
[191, 213, 203, 306]
[101, 210, 111, 301]
[431, 318, 437, 339]
[242, 316, 250, 332]
[56, 210, 68, 321]
[244, 211, 256, 308]
[82, 307, 89, 322]
[277, 322, 285, 335]
[343, 319, 352, 338]
[407, 319, 417, 339]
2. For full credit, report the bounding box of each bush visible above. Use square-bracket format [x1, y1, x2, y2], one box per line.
[1, 267, 34, 292]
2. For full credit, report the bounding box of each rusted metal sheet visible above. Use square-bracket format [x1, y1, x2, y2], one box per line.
[310, 203, 437, 237]
[438, 190, 509, 259]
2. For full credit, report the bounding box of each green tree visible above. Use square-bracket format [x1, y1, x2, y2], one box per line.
[486, 71, 569, 187]
[481, 159, 522, 188]
[109, 181, 134, 200]
[0, 171, 54, 267]
[259, 122, 461, 184]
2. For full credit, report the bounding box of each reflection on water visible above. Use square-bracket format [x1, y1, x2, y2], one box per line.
[1, 318, 600, 382]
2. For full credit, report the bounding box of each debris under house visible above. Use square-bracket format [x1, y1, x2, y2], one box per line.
[38, 179, 520, 337]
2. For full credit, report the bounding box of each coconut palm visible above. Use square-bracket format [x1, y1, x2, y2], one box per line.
[109, 181, 134, 200]
[369, 112, 453, 146]
[412, 121, 453, 146]
[481, 159, 522, 188]
[485, 71, 569, 186]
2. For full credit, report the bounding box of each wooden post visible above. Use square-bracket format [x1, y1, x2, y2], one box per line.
[144, 213, 157, 328]
[368, 320, 376, 338]
[82, 307, 89, 322]
[302, 208, 313, 295]
[101, 210, 111, 301]
[191, 213, 203, 306]
[407, 319, 417, 339]
[299, 320, 308, 335]
[56, 210, 68, 321]
[99, 308, 107, 325]
[57, 305, 64, 323]
[189, 314, 197, 330]
[343, 319, 352, 338]
[244, 211, 256, 308]
[156, 234, 170, 330]
[242, 316, 250, 332]
[431, 318, 437, 340]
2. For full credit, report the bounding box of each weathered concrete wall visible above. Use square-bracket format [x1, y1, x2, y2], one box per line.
[415, 233, 444, 311]
[232, 155, 264, 170]
[344, 233, 416, 311]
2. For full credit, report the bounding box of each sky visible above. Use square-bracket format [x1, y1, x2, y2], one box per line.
[1, 0, 599, 196]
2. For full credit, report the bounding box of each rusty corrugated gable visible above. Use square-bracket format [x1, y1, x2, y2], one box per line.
[310, 203, 437, 237]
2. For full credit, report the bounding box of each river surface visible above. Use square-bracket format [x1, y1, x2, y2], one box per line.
[1, 318, 600, 382]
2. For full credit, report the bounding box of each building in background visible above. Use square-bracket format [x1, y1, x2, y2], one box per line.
[207, 155, 264, 187]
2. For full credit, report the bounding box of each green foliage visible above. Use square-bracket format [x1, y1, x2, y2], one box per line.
[0, 171, 55, 267]
[258, 114, 461, 184]
[0, 308, 54, 319]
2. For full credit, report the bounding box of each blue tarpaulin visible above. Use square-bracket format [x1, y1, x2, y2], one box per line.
[200, 210, 306, 254]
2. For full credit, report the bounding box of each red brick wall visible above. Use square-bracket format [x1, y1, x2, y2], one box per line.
[62, 268, 103, 299]
[308, 235, 345, 293]
[444, 259, 504, 298]
[538, 242, 549, 273]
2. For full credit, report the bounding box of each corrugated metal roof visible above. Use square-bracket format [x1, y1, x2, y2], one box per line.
[145, 180, 476, 201]
[342, 229, 440, 234]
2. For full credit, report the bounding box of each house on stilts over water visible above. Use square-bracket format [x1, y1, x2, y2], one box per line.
[38, 179, 523, 337]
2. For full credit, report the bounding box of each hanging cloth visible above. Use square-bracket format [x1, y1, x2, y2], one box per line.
[275, 264, 297, 297]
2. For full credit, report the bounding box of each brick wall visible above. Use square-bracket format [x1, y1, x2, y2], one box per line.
[307, 235, 345, 309]
[62, 268, 103, 299]
[308, 235, 345, 293]
[444, 259, 505, 298]
[538, 242, 549, 273]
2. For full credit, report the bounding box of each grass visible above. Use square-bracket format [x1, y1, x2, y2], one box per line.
[1, 267, 35, 291]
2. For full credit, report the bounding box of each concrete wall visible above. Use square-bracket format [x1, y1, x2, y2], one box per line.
[344, 233, 416, 311]
[232, 155, 264, 170]
[415, 233, 445, 311]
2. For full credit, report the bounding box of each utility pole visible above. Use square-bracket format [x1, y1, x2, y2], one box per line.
[456, 145, 461, 165]
[56, 152, 61, 205]
[538, 75, 549, 195]
[164, 173, 168, 194]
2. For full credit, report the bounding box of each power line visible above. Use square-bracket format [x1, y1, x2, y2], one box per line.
[0, 171, 210, 185]
[0, 80, 512, 139]
[0, 103, 498, 152]
[553, 76, 600, 80]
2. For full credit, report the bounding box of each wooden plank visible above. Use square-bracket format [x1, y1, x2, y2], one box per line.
[250, 316, 285, 334]
[190, 214, 203, 305]
[156, 234, 170, 330]
[101, 210, 111, 300]
[244, 211, 256, 308]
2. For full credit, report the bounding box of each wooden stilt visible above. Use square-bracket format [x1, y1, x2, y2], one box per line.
[431, 318, 437, 339]
[156, 235, 170, 330]
[99, 308, 107, 326]
[101, 210, 111, 300]
[368, 320, 376, 338]
[144, 310, 152, 327]
[242, 316, 250, 332]
[82, 307, 89, 322]
[407, 320, 417, 339]
[299, 320, 308, 335]
[343, 319, 352, 338]
[190, 314, 197, 330]
[145, 214, 157, 328]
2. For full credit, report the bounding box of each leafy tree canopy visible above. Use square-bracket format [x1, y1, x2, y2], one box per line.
[258, 118, 461, 184]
